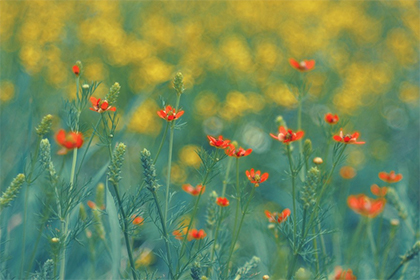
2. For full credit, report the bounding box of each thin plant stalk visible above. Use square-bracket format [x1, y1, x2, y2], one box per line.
[59, 147, 78, 280]
[224, 186, 256, 278]
[151, 190, 174, 279]
[367, 220, 378, 276]
[109, 178, 137, 280]
[232, 158, 240, 236]
[221, 157, 233, 197]
[76, 117, 102, 177]
[285, 144, 297, 249]
[19, 136, 42, 278]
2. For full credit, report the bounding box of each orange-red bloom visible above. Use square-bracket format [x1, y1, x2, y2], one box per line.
[265, 209, 291, 224]
[225, 144, 252, 158]
[347, 194, 386, 218]
[87, 200, 97, 209]
[56, 129, 84, 155]
[371, 184, 388, 197]
[270, 126, 304, 144]
[289, 58, 315, 72]
[334, 267, 357, 280]
[325, 113, 339, 124]
[157, 105, 184, 121]
[132, 215, 144, 225]
[72, 65, 80, 76]
[90, 96, 116, 113]
[188, 229, 207, 241]
[378, 171, 403, 184]
[340, 166, 357, 180]
[333, 130, 365, 145]
[173, 229, 186, 240]
[182, 184, 205, 196]
[216, 197, 229, 207]
[207, 135, 231, 149]
[245, 169, 269, 187]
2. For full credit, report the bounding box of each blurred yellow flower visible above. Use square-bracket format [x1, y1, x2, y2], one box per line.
[0, 81, 15, 102]
[127, 99, 162, 136]
[179, 145, 201, 168]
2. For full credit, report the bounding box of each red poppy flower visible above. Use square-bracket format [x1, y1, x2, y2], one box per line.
[334, 267, 357, 280]
[157, 105, 184, 121]
[378, 171, 403, 184]
[265, 209, 291, 224]
[347, 194, 386, 218]
[325, 113, 339, 124]
[132, 215, 144, 225]
[225, 144, 252, 158]
[188, 229, 207, 241]
[371, 184, 388, 197]
[333, 130, 365, 145]
[207, 135, 231, 149]
[245, 169, 269, 187]
[182, 184, 205, 196]
[216, 197, 229, 207]
[289, 58, 315, 72]
[270, 126, 304, 144]
[72, 65, 80, 76]
[89, 96, 116, 113]
[56, 129, 84, 155]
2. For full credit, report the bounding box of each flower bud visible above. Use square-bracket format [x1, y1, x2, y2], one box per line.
[313, 157, 323, 165]
[36, 114, 53, 136]
[173, 72, 185, 95]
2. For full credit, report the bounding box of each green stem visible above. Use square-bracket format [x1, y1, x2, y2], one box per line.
[222, 157, 233, 197]
[208, 206, 224, 277]
[76, 118, 102, 178]
[346, 218, 365, 264]
[111, 180, 138, 280]
[232, 158, 240, 236]
[151, 190, 174, 279]
[20, 136, 42, 278]
[380, 223, 398, 279]
[164, 125, 175, 224]
[59, 148, 78, 280]
[175, 155, 218, 278]
[286, 144, 297, 250]
[224, 186, 256, 278]
[387, 262, 404, 280]
[287, 208, 308, 279]
[304, 144, 347, 240]
[312, 227, 320, 275]
[367, 220, 378, 276]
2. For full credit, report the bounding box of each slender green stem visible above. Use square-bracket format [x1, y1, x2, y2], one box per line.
[175, 156, 218, 278]
[380, 223, 398, 279]
[232, 158, 240, 236]
[346, 218, 365, 264]
[164, 125, 175, 224]
[101, 114, 113, 158]
[19, 136, 42, 278]
[367, 220, 378, 276]
[111, 180, 138, 280]
[59, 148, 78, 280]
[224, 186, 256, 278]
[312, 227, 320, 274]
[286, 144, 297, 250]
[208, 206, 224, 277]
[287, 208, 308, 279]
[222, 157, 233, 197]
[76, 118, 102, 178]
[304, 145, 347, 240]
[151, 190, 174, 279]
[154, 122, 169, 165]
[26, 222, 47, 278]
[387, 262, 404, 280]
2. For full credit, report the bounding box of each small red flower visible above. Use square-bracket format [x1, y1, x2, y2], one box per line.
[325, 113, 339, 124]
[347, 194, 386, 218]
[132, 215, 144, 225]
[334, 267, 357, 280]
[72, 65, 80, 76]
[378, 171, 403, 184]
[182, 184, 205, 196]
[225, 144, 252, 158]
[87, 200, 97, 209]
[340, 166, 357, 180]
[90, 96, 116, 113]
[289, 58, 315, 72]
[216, 197, 229, 207]
[371, 184, 388, 197]
[265, 209, 291, 224]
[333, 130, 365, 145]
[207, 135, 231, 149]
[56, 129, 84, 155]
[245, 169, 269, 187]
[188, 229, 207, 241]
[157, 105, 184, 121]
[270, 126, 304, 144]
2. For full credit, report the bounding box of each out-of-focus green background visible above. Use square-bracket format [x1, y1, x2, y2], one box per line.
[0, 0, 419, 278]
